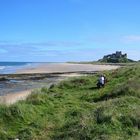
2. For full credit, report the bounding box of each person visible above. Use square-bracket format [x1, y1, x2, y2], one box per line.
[97, 75, 105, 88]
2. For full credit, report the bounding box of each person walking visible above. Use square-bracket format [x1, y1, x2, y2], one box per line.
[97, 75, 105, 88]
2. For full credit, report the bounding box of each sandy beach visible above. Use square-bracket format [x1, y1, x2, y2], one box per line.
[16, 63, 120, 74]
[0, 90, 32, 105]
[0, 63, 120, 105]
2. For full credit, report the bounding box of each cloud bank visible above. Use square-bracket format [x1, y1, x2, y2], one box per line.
[121, 35, 140, 43]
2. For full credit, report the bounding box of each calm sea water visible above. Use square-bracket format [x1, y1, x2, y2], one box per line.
[0, 62, 37, 74]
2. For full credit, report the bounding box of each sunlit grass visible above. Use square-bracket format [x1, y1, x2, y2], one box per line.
[0, 64, 140, 139]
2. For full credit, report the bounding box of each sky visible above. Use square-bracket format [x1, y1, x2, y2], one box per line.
[0, 0, 140, 62]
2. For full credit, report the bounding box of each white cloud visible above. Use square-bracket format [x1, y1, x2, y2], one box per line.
[121, 35, 140, 43]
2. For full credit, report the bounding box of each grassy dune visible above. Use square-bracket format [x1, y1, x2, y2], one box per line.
[0, 64, 140, 140]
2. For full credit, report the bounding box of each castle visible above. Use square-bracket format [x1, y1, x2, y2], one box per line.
[103, 51, 127, 59]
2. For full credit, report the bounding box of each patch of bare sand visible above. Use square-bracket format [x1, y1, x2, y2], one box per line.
[0, 90, 32, 105]
[58, 73, 85, 77]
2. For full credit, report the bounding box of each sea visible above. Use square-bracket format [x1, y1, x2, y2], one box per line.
[0, 62, 62, 96]
[0, 62, 39, 74]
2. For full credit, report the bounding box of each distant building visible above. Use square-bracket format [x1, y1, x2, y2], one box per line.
[103, 51, 127, 59]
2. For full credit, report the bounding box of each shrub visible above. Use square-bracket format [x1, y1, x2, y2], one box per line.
[58, 78, 91, 89]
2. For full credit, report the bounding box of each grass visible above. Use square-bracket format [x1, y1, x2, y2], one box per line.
[0, 64, 140, 140]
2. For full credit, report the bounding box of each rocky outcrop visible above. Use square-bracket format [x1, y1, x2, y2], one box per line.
[99, 51, 134, 63]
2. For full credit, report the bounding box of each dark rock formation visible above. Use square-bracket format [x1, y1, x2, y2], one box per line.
[99, 51, 134, 63]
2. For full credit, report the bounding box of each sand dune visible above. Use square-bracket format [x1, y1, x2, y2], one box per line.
[0, 90, 32, 105]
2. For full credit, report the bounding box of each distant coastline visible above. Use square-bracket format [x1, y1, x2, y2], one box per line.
[0, 62, 65, 74]
[0, 62, 32, 74]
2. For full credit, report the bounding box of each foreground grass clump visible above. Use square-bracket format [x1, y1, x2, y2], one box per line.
[0, 64, 140, 140]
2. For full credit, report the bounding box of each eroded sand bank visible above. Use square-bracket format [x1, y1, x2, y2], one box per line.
[0, 90, 32, 105]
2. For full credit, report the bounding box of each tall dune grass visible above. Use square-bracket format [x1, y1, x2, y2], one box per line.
[0, 64, 140, 139]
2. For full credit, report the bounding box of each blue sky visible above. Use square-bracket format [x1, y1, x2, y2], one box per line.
[0, 0, 140, 62]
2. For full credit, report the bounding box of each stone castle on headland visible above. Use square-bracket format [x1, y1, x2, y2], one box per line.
[103, 51, 127, 59]
[99, 51, 134, 63]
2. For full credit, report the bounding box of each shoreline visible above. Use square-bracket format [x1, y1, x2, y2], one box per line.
[0, 73, 88, 105]
[0, 63, 120, 105]
[0, 73, 86, 105]
[16, 63, 120, 74]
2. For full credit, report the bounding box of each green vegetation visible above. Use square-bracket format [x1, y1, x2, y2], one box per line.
[98, 51, 135, 63]
[99, 57, 134, 63]
[0, 64, 140, 140]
